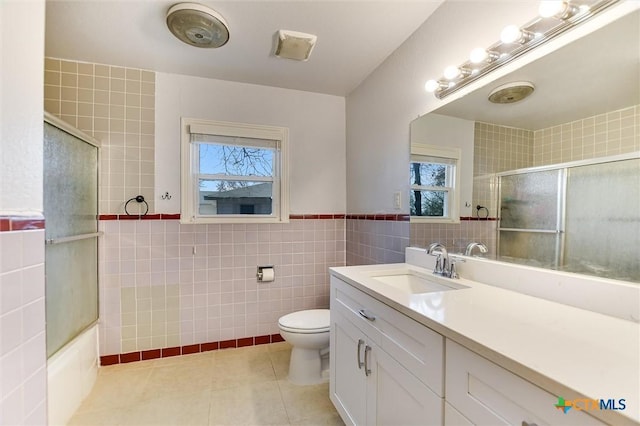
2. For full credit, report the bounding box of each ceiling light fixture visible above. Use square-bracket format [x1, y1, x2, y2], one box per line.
[166, 3, 230, 48]
[424, 0, 618, 98]
[488, 81, 535, 103]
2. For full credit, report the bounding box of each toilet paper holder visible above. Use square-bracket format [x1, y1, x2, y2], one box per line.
[256, 265, 275, 282]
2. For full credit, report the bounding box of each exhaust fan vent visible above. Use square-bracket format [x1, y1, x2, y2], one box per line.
[488, 81, 535, 104]
[166, 3, 229, 48]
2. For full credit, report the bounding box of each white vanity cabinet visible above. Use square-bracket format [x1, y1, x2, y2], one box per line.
[445, 340, 605, 426]
[330, 276, 444, 426]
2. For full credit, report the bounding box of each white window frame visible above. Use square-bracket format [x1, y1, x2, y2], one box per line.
[181, 118, 290, 224]
[410, 143, 461, 224]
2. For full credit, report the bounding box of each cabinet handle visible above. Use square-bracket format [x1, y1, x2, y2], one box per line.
[364, 345, 372, 376]
[357, 339, 365, 369]
[358, 309, 376, 321]
[521, 422, 538, 426]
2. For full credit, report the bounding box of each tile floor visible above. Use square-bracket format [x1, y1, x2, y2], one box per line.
[69, 343, 344, 426]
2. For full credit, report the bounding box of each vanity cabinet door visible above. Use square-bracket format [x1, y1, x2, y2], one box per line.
[331, 310, 368, 426]
[372, 341, 443, 426]
[445, 340, 605, 426]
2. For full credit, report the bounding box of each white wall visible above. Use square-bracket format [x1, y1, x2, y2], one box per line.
[0, 1, 48, 424]
[345, 1, 540, 215]
[155, 73, 346, 214]
[0, 0, 45, 215]
[410, 113, 475, 214]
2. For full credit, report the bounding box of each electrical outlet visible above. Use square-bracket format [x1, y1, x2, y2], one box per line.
[393, 192, 401, 209]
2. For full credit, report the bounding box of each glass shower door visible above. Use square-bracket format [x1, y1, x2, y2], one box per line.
[564, 158, 640, 281]
[44, 121, 99, 358]
[498, 169, 564, 268]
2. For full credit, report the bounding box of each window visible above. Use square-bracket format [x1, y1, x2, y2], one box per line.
[181, 118, 289, 223]
[410, 143, 460, 223]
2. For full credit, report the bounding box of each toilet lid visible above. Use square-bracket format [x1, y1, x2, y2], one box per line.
[278, 309, 330, 333]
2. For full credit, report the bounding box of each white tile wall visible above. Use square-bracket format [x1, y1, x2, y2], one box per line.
[346, 220, 410, 266]
[98, 219, 345, 355]
[44, 57, 156, 215]
[0, 230, 47, 425]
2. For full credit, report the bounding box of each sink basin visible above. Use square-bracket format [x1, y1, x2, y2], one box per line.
[368, 269, 468, 294]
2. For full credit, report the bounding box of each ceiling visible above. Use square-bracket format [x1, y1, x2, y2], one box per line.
[432, 8, 640, 130]
[45, 0, 443, 96]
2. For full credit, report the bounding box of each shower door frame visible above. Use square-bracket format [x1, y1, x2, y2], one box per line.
[43, 111, 101, 357]
[495, 150, 639, 271]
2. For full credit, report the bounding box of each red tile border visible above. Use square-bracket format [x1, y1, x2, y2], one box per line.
[237, 337, 253, 347]
[254, 335, 271, 345]
[99, 333, 289, 366]
[201, 342, 219, 352]
[97, 213, 348, 221]
[271, 333, 285, 343]
[345, 214, 410, 222]
[460, 216, 498, 221]
[219, 339, 237, 349]
[141, 349, 161, 360]
[0, 215, 46, 232]
[161, 347, 181, 358]
[120, 352, 141, 363]
[161, 213, 181, 220]
[100, 355, 120, 366]
[182, 344, 200, 355]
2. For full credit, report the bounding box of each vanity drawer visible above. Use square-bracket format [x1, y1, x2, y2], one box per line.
[445, 339, 605, 426]
[331, 276, 444, 396]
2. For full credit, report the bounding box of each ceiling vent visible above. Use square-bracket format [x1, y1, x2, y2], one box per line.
[166, 3, 229, 48]
[488, 81, 535, 104]
[274, 30, 317, 61]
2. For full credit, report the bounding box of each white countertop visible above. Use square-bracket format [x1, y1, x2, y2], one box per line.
[330, 263, 640, 425]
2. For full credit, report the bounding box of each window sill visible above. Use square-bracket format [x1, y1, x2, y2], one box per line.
[180, 215, 290, 225]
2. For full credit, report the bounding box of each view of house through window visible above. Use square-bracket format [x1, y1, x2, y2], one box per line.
[196, 136, 276, 215]
[181, 119, 289, 224]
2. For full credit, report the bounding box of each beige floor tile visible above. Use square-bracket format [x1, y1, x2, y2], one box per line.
[120, 390, 211, 426]
[68, 343, 341, 426]
[266, 342, 291, 353]
[140, 361, 215, 400]
[210, 347, 277, 391]
[268, 348, 291, 380]
[75, 367, 153, 412]
[208, 381, 289, 425]
[278, 380, 338, 424]
[290, 412, 345, 426]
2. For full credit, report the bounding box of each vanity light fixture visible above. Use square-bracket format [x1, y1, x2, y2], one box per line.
[539, 1, 580, 19]
[424, 0, 619, 99]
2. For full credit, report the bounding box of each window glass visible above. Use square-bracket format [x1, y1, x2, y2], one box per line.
[409, 144, 459, 222]
[181, 119, 289, 224]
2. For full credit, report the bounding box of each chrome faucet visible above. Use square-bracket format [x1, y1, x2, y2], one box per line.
[465, 242, 488, 256]
[426, 242, 450, 277]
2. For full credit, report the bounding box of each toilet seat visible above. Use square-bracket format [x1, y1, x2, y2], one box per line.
[278, 309, 330, 334]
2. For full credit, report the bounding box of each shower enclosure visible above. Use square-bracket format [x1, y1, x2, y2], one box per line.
[497, 154, 640, 282]
[43, 113, 99, 358]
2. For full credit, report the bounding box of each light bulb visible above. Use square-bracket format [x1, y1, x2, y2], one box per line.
[424, 80, 440, 93]
[539, 1, 566, 18]
[443, 65, 460, 80]
[469, 48, 488, 64]
[500, 25, 522, 43]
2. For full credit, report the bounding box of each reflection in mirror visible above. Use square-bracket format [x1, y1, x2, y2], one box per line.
[410, 8, 639, 283]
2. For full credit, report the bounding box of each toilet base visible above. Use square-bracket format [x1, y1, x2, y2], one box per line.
[287, 346, 329, 386]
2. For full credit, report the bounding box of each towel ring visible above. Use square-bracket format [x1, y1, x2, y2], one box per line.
[476, 205, 489, 219]
[124, 195, 149, 217]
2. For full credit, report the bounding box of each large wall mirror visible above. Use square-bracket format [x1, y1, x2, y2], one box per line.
[410, 7, 639, 283]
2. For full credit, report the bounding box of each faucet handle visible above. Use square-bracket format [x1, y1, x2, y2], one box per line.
[448, 257, 465, 279]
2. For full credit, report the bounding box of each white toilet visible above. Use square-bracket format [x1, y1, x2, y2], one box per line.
[278, 309, 330, 385]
